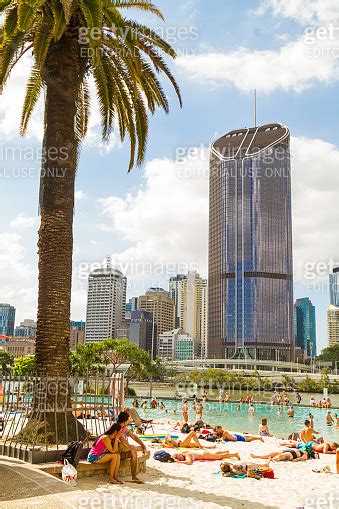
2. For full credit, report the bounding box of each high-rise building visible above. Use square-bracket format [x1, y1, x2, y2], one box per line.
[125, 297, 138, 320]
[85, 267, 127, 343]
[158, 328, 200, 361]
[169, 274, 186, 327]
[15, 319, 37, 338]
[129, 310, 157, 357]
[208, 123, 294, 361]
[200, 279, 208, 358]
[158, 329, 180, 359]
[329, 267, 339, 307]
[327, 305, 339, 346]
[70, 321, 86, 350]
[0, 304, 16, 337]
[294, 298, 316, 357]
[138, 288, 175, 347]
[175, 334, 201, 361]
[169, 272, 207, 357]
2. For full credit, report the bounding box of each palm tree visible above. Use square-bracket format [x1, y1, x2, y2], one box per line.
[1, 0, 181, 440]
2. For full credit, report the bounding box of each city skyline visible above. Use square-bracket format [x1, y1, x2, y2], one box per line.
[1, 1, 339, 352]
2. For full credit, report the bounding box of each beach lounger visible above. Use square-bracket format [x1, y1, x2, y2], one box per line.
[128, 407, 155, 434]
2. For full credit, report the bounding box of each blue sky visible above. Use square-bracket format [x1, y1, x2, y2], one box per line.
[1, 0, 339, 352]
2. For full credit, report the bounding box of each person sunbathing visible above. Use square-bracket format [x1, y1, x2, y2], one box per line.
[251, 447, 309, 462]
[172, 450, 240, 464]
[214, 426, 264, 443]
[152, 431, 215, 449]
[281, 440, 338, 455]
[220, 460, 272, 478]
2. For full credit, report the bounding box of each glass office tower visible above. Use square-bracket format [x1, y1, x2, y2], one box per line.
[294, 297, 316, 357]
[329, 267, 339, 307]
[208, 123, 294, 361]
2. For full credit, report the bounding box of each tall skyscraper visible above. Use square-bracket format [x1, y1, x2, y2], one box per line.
[169, 272, 207, 355]
[0, 304, 16, 337]
[329, 267, 339, 307]
[85, 267, 127, 342]
[125, 297, 138, 320]
[208, 123, 294, 361]
[169, 274, 186, 327]
[138, 288, 175, 343]
[129, 310, 157, 357]
[327, 305, 339, 346]
[294, 298, 316, 357]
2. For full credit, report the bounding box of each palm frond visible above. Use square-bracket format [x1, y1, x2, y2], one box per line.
[75, 78, 90, 141]
[17, 0, 42, 31]
[3, 4, 18, 36]
[20, 65, 43, 134]
[111, 0, 164, 20]
[0, 31, 26, 87]
[50, 0, 67, 40]
[33, 12, 54, 67]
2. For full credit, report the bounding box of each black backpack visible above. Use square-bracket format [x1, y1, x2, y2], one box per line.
[59, 441, 83, 467]
[154, 450, 174, 462]
[181, 423, 191, 434]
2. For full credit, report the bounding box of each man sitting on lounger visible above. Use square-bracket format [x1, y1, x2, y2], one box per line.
[116, 411, 147, 484]
[152, 431, 216, 449]
[250, 447, 309, 462]
[214, 426, 264, 443]
[172, 450, 240, 464]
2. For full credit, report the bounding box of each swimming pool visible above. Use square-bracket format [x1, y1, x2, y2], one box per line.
[125, 398, 339, 442]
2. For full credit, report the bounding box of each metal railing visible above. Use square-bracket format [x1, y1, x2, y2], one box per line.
[0, 372, 125, 463]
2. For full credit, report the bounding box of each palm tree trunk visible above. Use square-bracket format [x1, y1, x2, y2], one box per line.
[31, 33, 86, 442]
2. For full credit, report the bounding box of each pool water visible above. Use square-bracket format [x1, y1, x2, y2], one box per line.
[125, 398, 339, 443]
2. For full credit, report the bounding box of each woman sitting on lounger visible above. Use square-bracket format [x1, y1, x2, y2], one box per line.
[251, 447, 309, 462]
[152, 431, 215, 449]
[214, 426, 264, 443]
[172, 450, 240, 465]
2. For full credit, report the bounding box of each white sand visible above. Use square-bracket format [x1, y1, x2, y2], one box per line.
[74, 424, 339, 509]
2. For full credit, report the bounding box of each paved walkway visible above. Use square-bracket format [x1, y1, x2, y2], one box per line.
[0, 457, 81, 508]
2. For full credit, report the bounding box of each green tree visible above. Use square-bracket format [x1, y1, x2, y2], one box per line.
[70, 343, 107, 376]
[317, 345, 339, 364]
[0, 351, 14, 374]
[13, 356, 36, 375]
[101, 339, 153, 389]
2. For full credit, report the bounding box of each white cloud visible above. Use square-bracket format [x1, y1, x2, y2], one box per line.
[255, 0, 339, 25]
[176, 34, 339, 93]
[10, 213, 36, 230]
[98, 152, 209, 294]
[177, 0, 339, 93]
[0, 232, 37, 322]
[96, 136, 339, 293]
[291, 136, 339, 281]
[75, 190, 86, 202]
